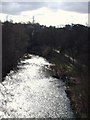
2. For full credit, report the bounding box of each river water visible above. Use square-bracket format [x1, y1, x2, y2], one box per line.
[0, 54, 75, 118]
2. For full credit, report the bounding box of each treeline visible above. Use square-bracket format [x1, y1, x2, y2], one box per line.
[27, 24, 88, 66]
[2, 21, 88, 79]
[2, 21, 29, 78]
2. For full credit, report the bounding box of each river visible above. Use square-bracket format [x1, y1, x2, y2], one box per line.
[0, 54, 75, 118]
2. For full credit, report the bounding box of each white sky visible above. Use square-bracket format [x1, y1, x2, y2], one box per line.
[0, 1, 89, 27]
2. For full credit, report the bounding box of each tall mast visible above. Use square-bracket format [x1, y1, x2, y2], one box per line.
[32, 16, 35, 24]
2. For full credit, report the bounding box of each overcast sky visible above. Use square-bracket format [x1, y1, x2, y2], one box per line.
[0, 1, 89, 26]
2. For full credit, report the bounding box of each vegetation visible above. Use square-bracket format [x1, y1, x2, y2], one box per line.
[2, 21, 89, 118]
[2, 21, 29, 78]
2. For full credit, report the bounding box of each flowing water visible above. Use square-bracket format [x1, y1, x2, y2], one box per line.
[0, 54, 75, 119]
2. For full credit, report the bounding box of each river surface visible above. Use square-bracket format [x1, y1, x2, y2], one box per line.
[0, 54, 75, 119]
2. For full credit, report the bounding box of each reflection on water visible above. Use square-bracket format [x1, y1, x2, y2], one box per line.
[0, 54, 75, 118]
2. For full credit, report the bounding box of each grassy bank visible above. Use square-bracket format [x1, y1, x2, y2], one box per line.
[43, 50, 88, 119]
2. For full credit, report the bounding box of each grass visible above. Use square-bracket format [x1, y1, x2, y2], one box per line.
[46, 51, 88, 119]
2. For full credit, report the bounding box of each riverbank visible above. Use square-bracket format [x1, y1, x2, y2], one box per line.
[45, 51, 88, 119]
[50, 65, 88, 119]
